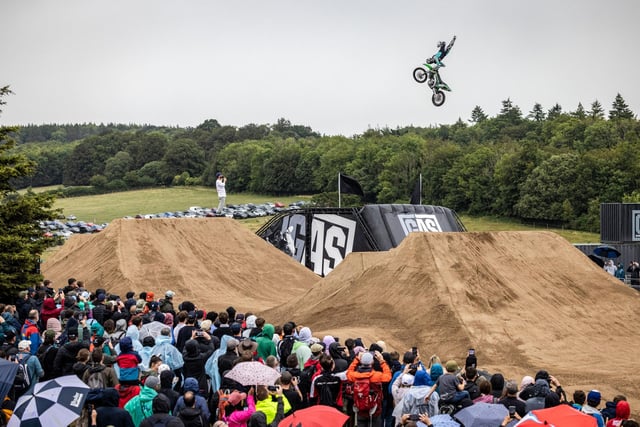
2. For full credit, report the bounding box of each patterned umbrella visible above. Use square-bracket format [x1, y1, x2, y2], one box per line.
[224, 361, 281, 386]
[9, 375, 89, 427]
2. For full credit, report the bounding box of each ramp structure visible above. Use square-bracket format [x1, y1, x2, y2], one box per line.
[257, 204, 465, 276]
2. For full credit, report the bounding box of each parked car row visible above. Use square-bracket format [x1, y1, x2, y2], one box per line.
[41, 201, 311, 241]
[39, 219, 107, 239]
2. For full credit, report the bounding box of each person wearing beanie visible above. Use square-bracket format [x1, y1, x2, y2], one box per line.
[346, 350, 391, 427]
[159, 291, 175, 314]
[582, 390, 605, 427]
[173, 377, 211, 420]
[606, 400, 631, 427]
[602, 395, 628, 424]
[90, 387, 134, 427]
[424, 360, 470, 406]
[124, 375, 159, 427]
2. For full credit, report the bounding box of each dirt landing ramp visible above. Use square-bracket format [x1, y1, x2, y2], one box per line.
[42, 218, 319, 311]
[264, 231, 640, 408]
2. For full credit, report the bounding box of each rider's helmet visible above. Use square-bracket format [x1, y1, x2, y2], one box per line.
[437, 41, 446, 49]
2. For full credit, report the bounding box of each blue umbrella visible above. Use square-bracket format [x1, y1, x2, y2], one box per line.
[593, 245, 621, 258]
[454, 402, 508, 427]
[0, 358, 18, 401]
[9, 375, 89, 427]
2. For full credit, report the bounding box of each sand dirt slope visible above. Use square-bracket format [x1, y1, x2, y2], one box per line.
[264, 231, 640, 406]
[42, 218, 319, 310]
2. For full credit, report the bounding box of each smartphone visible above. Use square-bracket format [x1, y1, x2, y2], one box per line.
[508, 406, 516, 417]
[411, 346, 418, 355]
[468, 348, 475, 356]
[409, 414, 420, 421]
[267, 385, 277, 392]
[78, 313, 84, 321]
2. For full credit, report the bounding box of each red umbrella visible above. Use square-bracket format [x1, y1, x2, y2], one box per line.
[516, 404, 597, 427]
[278, 405, 348, 427]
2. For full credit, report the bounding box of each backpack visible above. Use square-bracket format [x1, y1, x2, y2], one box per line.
[178, 407, 205, 427]
[353, 378, 383, 417]
[277, 336, 295, 362]
[298, 363, 318, 398]
[216, 389, 232, 420]
[13, 354, 31, 397]
[87, 370, 105, 389]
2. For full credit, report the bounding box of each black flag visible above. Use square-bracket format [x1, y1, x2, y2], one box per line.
[410, 179, 421, 204]
[339, 173, 364, 197]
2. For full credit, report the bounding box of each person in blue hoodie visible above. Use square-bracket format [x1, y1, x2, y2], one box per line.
[116, 336, 142, 385]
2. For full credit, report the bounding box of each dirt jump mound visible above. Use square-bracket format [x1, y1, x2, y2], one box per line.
[264, 231, 640, 407]
[42, 218, 319, 311]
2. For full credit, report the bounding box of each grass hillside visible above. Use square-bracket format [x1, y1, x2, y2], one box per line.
[48, 187, 599, 242]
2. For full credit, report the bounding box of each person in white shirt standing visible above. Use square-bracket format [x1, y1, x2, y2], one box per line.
[216, 172, 227, 212]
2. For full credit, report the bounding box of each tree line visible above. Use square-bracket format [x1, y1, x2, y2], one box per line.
[9, 93, 640, 233]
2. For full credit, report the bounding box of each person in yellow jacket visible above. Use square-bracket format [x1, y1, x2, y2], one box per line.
[346, 350, 392, 427]
[254, 384, 291, 425]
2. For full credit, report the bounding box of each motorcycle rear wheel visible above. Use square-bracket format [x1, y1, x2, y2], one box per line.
[413, 67, 428, 83]
[432, 90, 446, 107]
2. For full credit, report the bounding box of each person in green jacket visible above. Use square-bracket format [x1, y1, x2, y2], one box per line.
[255, 324, 277, 361]
[124, 375, 159, 427]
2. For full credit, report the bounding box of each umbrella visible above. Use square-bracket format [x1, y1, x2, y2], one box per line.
[0, 358, 18, 401]
[417, 414, 461, 427]
[593, 245, 621, 259]
[9, 375, 89, 427]
[139, 321, 167, 341]
[278, 404, 349, 427]
[454, 402, 508, 427]
[516, 404, 596, 427]
[587, 254, 605, 268]
[224, 361, 281, 386]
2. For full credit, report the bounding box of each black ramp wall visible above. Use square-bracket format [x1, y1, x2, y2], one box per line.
[256, 204, 465, 276]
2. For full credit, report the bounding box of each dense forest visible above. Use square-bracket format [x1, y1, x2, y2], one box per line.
[9, 94, 640, 232]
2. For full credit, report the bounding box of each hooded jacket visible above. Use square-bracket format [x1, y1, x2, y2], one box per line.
[606, 401, 631, 427]
[182, 339, 213, 397]
[255, 324, 277, 361]
[116, 336, 142, 383]
[40, 297, 64, 326]
[53, 340, 88, 376]
[151, 334, 184, 371]
[173, 377, 211, 420]
[96, 388, 135, 427]
[124, 385, 158, 427]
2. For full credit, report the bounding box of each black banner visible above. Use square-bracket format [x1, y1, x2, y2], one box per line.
[339, 173, 364, 197]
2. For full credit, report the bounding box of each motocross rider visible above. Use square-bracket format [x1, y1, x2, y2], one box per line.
[428, 35, 456, 88]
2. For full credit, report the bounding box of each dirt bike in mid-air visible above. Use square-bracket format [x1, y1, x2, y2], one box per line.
[413, 35, 456, 107]
[413, 59, 450, 107]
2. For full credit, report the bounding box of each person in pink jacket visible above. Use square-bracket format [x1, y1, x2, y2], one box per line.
[223, 388, 256, 427]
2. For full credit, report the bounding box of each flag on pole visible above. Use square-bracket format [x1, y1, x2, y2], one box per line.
[410, 174, 422, 205]
[339, 173, 364, 197]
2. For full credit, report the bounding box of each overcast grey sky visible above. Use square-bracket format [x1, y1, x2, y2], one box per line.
[2, 0, 638, 136]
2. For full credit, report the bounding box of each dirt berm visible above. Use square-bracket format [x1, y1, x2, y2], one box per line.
[264, 231, 640, 410]
[42, 218, 319, 311]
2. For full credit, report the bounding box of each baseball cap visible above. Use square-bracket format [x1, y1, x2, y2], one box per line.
[165, 290, 175, 299]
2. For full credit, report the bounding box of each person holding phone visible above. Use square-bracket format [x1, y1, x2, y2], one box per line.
[216, 172, 227, 212]
[398, 413, 434, 427]
[498, 381, 526, 418]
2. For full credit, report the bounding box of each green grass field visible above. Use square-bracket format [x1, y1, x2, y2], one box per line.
[49, 187, 600, 242]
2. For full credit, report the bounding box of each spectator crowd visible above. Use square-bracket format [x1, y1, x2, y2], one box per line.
[0, 278, 637, 427]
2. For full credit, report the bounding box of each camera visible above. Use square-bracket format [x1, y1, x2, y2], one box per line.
[409, 414, 420, 421]
[508, 406, 516, 417]
[267, 385, 277, 392]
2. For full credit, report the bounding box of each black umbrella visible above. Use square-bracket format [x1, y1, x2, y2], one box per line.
[593, 245, 621, 258]
[0, 358, 18, 401]
[9, 375, 89, 427]
[588, 254, 605, 268]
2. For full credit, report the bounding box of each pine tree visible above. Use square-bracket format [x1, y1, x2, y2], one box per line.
[469, 105, 488, 123]
[547, 103, 563, 120]
[0, 86, 59, 300]
[608, 93, 635, 120]
[528, 103, 546, 121]
[571, 102, 586, 119]
[589, 100, 605, 120]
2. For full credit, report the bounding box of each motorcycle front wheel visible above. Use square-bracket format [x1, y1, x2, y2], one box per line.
[432, 90, 446, 107]
[413, 67, 428, 83]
